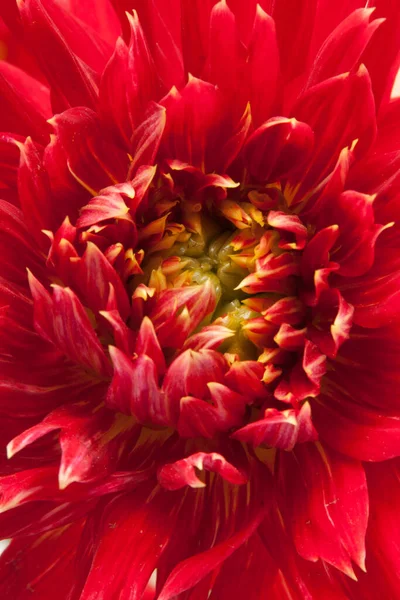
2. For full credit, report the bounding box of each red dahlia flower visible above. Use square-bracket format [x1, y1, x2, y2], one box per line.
[0, 0, 400, 597]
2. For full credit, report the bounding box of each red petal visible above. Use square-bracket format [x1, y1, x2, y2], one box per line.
[272, 0, 317, 80]
[225, 360, 267, 401]
[0, 61, 50, 143]
[158, 451, 247, 490]
[19, 0, 100, 110]
[313, 390, 400, 461]
[306, 8, 384, 88]
[277, 443, 368, 576]
[178, 383, 246, 438]
[204, 0, 242, 97]
[0, 200, 44, 284]
[208, 533, 277, 600]
[117, 0, 183, 92]
[99, 11, 157, 148]
[291, 65, 377, 197]
[160, 76, 221, 170]
[7, 402, 135, 488]
[247, 5, 279, 126]
[78, 487, 182, 600]
[163, 349, 227, 410]
[107, 346, 170, 425]
[267, 210, 308, 250]
[361, 459, 400, 597]
[0, 523, 81, 599]
[362, 0, 400, 112]
[243, 117, 314, 183]
[134, 316, 166, 375]
[61, 0, 121, 47]
[28, 274, 111, 376]
[128, 102, 166, 176]
[77, 181, 134, 229]
[74, 241, 130, 319]
[183, 325, 234, 352]
[157, 500, 268, 600]
[48, 107, 130, 195]
[233, 401, 317, 450]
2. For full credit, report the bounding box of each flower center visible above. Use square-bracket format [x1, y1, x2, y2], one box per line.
[37, 174, 354, 443]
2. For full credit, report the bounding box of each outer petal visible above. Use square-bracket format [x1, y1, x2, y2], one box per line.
[121, 0, 184, 91]
[158, 498, 268, 600]
[48, 107, 130, 195]
[291, 65, 377, 198]
[204, 0, 242, 98]
[277, 443, 368, 577]
[99, 11, 157, 148]
[19, 0, 100, 110]
[272, 0, 317, 80]
[315, 190, 386, 277]
[306, 8, 384, 88]
[208, 534, 277, 600]
[0, 523, 81, 599]
[0, 61, 50, 143]
[362, 0, 400, 112]
[59, 0, 121, 47]
[360, 459, 400, 597]
[247, 5, 279, 126]
[77, 487, 182, 600]
[312, 390, 400, 461]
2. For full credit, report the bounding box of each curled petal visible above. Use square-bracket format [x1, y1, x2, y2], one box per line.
[134, 316, 166, 376]
[158, 452, 247, 490]
[183, 325, 235, 352]
[178, 383, 247, 438]
[7, 403, 135, 489]
[28, 273, 111, 376]
[275, 341, 327, 404]
[107, 346, 170, 426]
[232, 401, 317, 450]
[162, 349, 227, 414]
[77, 182, 135, 229]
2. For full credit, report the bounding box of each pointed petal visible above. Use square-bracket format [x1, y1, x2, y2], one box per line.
[278, 443, 368, 576]
[306, 8, 384, 88]
[248, 5, 280, 126]
[78, 487, 182, 600]
[243, 117, 314, 183]
[158, 501, 268, 600]
[19, 0, 100, 110]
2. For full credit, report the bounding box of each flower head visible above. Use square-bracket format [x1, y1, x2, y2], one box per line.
[1, 0, 400, 597]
